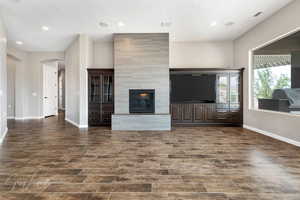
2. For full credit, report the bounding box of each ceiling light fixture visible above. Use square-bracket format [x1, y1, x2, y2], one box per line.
[161, 22, 172, 27]
[99, 22, 109, 28]
[42, 26, 50, 31]
[254, 12, 263, 17]
[210, 21, 217, 27]
[16, 41, 23, 45]
[117, 21, 125, 27]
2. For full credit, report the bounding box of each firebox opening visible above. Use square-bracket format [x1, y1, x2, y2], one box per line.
[129, 89, 155, 114]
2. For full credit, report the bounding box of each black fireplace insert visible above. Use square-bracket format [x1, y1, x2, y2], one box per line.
[129, 89, 155, 113]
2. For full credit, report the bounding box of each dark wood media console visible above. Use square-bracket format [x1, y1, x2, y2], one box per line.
[170, 68, 244, 126]
[171, 103, 242, 126]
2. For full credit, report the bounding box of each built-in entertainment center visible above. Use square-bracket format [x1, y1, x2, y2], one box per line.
[170, 68, 244, 126]
[88, 68, 244, 127]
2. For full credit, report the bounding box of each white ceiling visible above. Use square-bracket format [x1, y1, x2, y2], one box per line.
[0, 0, 294, 51]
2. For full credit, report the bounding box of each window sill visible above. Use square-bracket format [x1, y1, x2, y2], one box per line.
[248, 108, 300, 118]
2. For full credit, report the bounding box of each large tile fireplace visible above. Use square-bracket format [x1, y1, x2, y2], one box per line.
[111, 33, 171, 131]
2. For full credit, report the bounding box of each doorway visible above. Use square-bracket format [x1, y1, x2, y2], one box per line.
[43, 62, 58, 117]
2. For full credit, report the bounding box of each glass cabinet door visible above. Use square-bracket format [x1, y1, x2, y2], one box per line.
[102, 75, 113, 103]
[89, 75, 101, 103]
[216, 74, 229, 110]
[229, 73, 240, 111]
[216, 73, 241, 111]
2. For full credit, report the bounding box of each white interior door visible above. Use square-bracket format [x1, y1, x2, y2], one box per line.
[43, 64, 58, 117]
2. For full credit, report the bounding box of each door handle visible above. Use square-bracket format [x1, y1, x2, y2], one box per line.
[44, 97, 48, 99]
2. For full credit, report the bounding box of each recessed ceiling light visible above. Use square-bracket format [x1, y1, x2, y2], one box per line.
[16, 41, 23, 45]
[161, 22, 172, 27]
[254, 12, 263, 17]
[210, 21, 217, 27]
[99, 22, 109, 28]
[117, 21, 125, 27]
[225, 22, 235, 26]
[41, 26, 50, 31]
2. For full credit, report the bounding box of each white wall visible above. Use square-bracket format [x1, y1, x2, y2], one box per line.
[0, 18, 7, 143]
[25, 52, 64, 118]
[6, 47, 64, 119]
[170, 41, 234, 68]
[93, 42, 114, 68]
[65, 34, 92, 127]
[7, 56, 17, 118]
[7, 47, 27, 119]
[65, 37, 80, 125]
[93, 41, 234, 69]
[234, 0, 300, 142]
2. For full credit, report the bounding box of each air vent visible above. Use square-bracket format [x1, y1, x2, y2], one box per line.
[254, 12, 263, 17]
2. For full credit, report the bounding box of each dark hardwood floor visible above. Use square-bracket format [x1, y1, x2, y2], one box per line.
[1, 114, 300, 199]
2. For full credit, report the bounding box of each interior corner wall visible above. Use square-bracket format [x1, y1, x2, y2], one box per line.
[234, 0, 300, 142]
[7, 56, 17, 118]
[65, 34, 93, 127]
[0, 18, 7, 142]
[65, 36, 80, 125]
[7, 47, 27, 120]
[79, 34, 93, 127]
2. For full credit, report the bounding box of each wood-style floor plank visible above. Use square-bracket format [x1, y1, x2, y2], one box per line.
[1, 114, 300, 199]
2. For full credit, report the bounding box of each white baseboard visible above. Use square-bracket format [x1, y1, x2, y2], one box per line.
[243, 125, 300, 147]
[0, 127, 8, 144]
[65, 118, 88, 129]
[15, 116, 44, 120]
[7, 116, 15, 119]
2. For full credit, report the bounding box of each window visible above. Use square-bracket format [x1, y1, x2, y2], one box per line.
[251, 30, 300, 115]
[217, 73, 240, 111]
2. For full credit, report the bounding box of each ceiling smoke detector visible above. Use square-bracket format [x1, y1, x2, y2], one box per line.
[253, 12, 263, 17]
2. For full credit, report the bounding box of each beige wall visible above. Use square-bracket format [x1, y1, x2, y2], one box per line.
[7, 47, 64, 119]
[0, 18, 7, 142]
[170, 41, 234, 68]
[26, 52, 64, 118]
[65, 34, 93, 127]
[93, 42, 113, 68]
[7, 56, 17, 118]
[93, 41, 234, 69]
[234, 0, 300, 142]
[65, 36, 80, 125]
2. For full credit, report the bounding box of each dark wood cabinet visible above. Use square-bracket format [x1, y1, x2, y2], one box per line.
[171, 103, 242, 126]
[88, 69, 114, 126]
[170, 69, 243, 126]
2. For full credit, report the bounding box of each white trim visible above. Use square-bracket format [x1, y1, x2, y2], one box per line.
[243, 125, 300, 147]
[14, 116, 44, 120]
[65, 118, 88, 129]
[0, 127, 8, 144]
[7, 116, 15, 119]
[248, 108, 300, 118]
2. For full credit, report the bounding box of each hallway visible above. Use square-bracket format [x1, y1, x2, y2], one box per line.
[0, 116, 300, 199]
